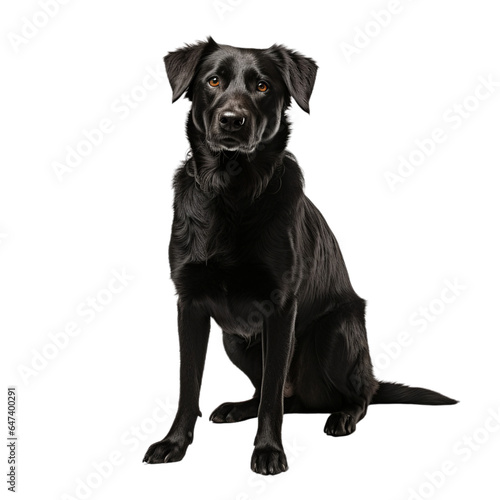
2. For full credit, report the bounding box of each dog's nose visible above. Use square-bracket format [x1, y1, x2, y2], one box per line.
[219, 111, 246, 131]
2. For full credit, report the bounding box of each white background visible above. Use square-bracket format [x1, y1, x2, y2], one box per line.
[1, 1, 500, 499]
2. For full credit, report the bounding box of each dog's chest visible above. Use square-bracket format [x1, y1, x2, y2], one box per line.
[173, 192, 256, 264]
[171, 200, 279, 336]
[174, 258, 274, 337]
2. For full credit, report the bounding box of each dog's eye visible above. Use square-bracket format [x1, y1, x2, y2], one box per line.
[208, 76, 220, 87]
[257, 81, 269, 92]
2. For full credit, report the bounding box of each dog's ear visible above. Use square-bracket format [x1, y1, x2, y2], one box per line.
[164, 37, 219, 102]
[267, 45, 318, 113]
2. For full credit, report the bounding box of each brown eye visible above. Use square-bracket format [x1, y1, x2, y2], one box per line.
[257, 81, 268, 92]
[208, 76, 220, 87]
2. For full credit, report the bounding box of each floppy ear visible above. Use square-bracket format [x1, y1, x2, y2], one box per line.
[268, 45, 318, 113]
[164, 37, 219, 102]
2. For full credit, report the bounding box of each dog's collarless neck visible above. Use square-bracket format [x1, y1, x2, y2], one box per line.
[184, 149, 285, 201]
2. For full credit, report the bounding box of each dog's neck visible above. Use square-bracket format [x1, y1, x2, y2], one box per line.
[184, 112, 290, 204]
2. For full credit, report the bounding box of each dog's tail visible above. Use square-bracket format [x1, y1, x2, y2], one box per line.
[370, 381, 458, 405]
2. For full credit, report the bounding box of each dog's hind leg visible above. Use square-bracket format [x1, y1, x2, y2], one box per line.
[321, 300, 378, 436]
[210, 332, 304, 423]
[294, 299, 378, 436]
[210, 332, 262, 423]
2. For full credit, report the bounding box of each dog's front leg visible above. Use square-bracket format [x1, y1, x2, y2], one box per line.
[144, 301, 210, 464]
[251, 297, 296, 475]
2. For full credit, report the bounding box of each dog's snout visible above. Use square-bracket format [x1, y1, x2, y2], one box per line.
[219, 111, 247, 131]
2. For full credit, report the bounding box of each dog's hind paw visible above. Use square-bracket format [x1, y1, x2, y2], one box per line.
[324, 412, 356, 437]
[209, 398, 259, 423]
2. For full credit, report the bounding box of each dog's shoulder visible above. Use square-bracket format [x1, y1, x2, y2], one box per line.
[172, 160, 193, 195]
[272, 150, 305, 209]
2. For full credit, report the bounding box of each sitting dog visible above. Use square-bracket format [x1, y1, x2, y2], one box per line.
[143, 38, 457, 475]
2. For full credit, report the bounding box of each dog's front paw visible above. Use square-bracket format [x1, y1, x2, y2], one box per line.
[143, 438, 189, 464]
[251, 446, 288, 475]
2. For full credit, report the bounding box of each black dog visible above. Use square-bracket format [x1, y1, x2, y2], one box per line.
[144, 38, 457, 475]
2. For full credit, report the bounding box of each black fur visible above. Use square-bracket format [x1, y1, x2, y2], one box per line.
[144, 38, 457, 475]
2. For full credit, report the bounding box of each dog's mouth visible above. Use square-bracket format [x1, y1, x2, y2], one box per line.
[207, 136, 257, 153]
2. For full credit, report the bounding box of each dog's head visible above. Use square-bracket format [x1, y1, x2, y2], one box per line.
[164, 38, 317, 154]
